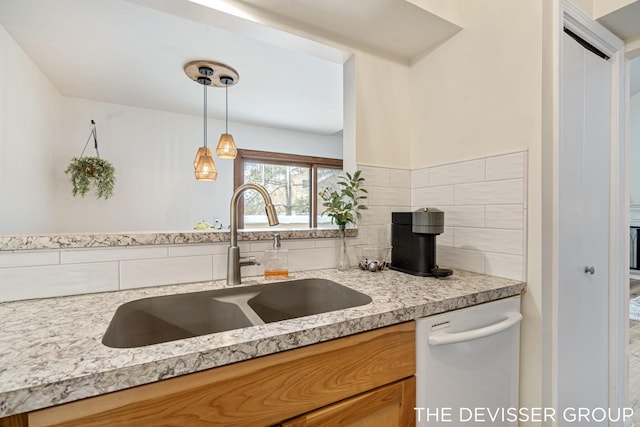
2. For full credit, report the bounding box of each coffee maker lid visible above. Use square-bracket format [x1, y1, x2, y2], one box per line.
[412, 208, 444, 234]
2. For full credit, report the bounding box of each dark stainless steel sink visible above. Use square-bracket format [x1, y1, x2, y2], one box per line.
[247, 278, 372, 322]
[102, 279, 371, 348]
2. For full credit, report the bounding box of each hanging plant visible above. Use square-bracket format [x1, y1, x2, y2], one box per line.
[65, 120, 116, 200]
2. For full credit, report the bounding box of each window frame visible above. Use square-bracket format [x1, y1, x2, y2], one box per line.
[234, 149, 343, 229]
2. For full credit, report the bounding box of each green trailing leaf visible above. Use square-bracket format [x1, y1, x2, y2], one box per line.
[319, 170, 368, 227]
[65, 156, 116, 200]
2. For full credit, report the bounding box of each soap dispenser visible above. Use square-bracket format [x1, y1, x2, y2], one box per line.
[263, 233, 289, 279]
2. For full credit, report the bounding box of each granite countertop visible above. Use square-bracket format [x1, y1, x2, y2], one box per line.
[0, 228, 357, 251]
[0, 268, 525, 417]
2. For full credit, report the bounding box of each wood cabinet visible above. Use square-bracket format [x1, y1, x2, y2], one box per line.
[4, 322, 415, 427]
[281, 377, 415, 427]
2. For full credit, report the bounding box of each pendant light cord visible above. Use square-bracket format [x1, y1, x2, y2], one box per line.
[225, 83, 229, 134]
[203, 82, 208, 148]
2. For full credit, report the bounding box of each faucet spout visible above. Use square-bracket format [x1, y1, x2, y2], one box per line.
[228, 183, 279, 285]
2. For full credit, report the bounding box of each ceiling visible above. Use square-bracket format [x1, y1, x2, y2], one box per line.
[596, 1, 640, 95]
[233, 0, 462, 62]
[0, 0, 461, 137]
[0, 0, 345, 135]
[3, 0, 636, 136]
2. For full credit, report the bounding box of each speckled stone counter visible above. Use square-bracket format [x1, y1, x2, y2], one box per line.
[0, 228, 356, 251]
[0, 268, 525, 417]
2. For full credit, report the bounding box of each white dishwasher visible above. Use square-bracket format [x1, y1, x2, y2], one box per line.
[416, 296, 522, 426]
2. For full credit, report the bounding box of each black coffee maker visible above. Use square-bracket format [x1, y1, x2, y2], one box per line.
[390, 208, 453, 277]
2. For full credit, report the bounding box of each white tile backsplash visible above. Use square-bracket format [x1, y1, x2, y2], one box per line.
[389, 169, 411, 188]
[429, 159, 486, 187]
[454, 179, 524, 205]
[439, 205, 485, 228]
[359, 165, 390, 187]
[484, 252, 524, 281]
[61, 247, 168, 264]
[411, 168, 429, 188]
[454, 228, 524, 255]
[167, 243, 228, 257]
[0, 251, 59, 268]
[485, 152, 525, 181]
[0, 262, 119, 302]
[485, 205, 525, 229]
[411, 151, 527, 281]
[436, 246, 485, 274]
[411, 185, 455, 207]
[0, 155, 526, 302]
[120, 255, 213, 289]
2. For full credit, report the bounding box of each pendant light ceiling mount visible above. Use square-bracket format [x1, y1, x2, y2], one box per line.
[184, 60, 239, 88]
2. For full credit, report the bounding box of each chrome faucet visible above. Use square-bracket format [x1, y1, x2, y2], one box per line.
[227, 183, 279, 285]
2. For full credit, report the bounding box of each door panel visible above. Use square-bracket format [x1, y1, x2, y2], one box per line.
[558, 31, 611, 423]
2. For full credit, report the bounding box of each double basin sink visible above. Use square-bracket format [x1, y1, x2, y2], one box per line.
[102, 279, 372, 348]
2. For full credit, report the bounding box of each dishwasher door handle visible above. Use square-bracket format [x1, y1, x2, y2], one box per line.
[428, 312, 522, 346]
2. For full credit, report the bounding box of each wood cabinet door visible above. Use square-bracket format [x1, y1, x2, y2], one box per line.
[281, 377, 415, 427]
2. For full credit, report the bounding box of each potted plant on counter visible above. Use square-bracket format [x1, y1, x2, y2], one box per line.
[65, 120, 116, 200]
[319, 170, 368, 270]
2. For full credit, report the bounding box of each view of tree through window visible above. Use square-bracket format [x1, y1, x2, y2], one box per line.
[243, 162, 311, 228]
[234, 150, 343, 229]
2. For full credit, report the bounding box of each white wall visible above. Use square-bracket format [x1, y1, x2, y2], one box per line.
[408, 0, 543, 422]
[0, 25, 342, 235]
[0, 26, 63, 234]
[353, 52, 412, 169]
[630, 92, 640, 203]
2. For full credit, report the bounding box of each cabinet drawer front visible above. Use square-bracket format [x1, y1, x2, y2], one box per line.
[29, 322, 416, 427]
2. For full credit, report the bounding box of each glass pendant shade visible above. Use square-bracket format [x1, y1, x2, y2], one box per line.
[216, 133, 237, 160]
[193, 146, 213, 169]
[194, 153, 218, 181]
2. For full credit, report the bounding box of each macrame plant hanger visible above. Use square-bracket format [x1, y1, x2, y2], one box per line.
[80, 120, 100, 159]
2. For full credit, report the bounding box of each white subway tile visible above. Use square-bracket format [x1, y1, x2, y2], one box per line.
[120, 255, 213, 289]
[454, 179, 524, 205]
[358, 166, 390, 187]
[288, 247, 336, 271]
[389, 169, 411, 188]
[454, 228, 523, 255]
[411, 168, 429, 188]
[390, 205, 411, 213]
[250, 239, 316, 251]
[484, 252, 524, 281]
[61, 247, 168, 264]
[367, 186, 410, 207]
[437, 227, 454, 247]
[365, 225, 391, 246]
[486, 152, 525, 181]
[0, 251, 59, 268]
[436, 246, 484, 274]
[0, 262, 119, 302]
[412, 186, 454, 207]
[485, 205, 525, 230]
[213, 254, 227, 280]
[168, 243, 227, 257]
[429, 159, 485, 187]
[315, 237, 341, 248]
[359, 205, 390, 226]
[440, 206, 485, 228]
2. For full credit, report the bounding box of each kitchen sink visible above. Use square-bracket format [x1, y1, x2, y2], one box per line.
[102, 279, 371, 348]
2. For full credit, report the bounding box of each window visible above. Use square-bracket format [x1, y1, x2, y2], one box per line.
[234, 149, 343, 229]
